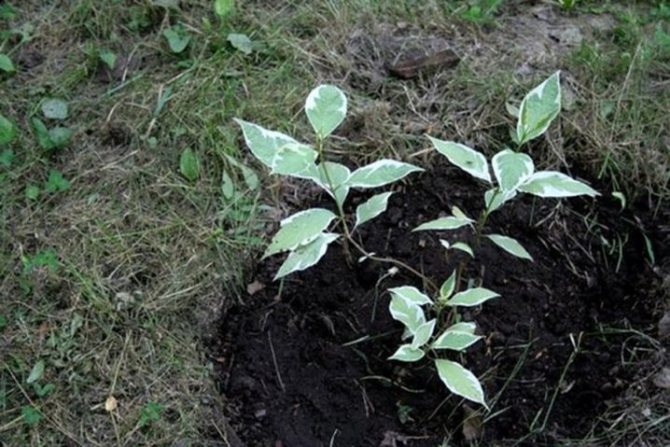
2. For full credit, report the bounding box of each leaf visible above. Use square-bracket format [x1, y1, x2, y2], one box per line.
[452, 242, 473, 257]
[516, 71, 561, 145]
[389, 286, 433, 306]
[270, 143, 318, 178]
[0, 53, 15, 73]
[484, 187, 517, 213]
[411, 319, 436, 349]
[25, 185, 40, 200]
[99, 48, 117, 69]
[214, 0, 234, 17]
[32, 118, 52, 150]
[41, 98, 69, 120]
[355, 192, 393, 228]
[305, 84, 347, 139]
[163, 26, 191, 53]
[21, 406, 42, 426]
[347, 159, 423, 188]
[491, 149, 534, 192]
[428, 136, 491, 183]
[234, 119, 298, 168]
[389, 295, 426, 334]
[224, 153, 259, 190]
[446, 287, 499, 307]
[0, 113, 16, 145]
[48, 127, 72, 148]
[311, 162, 351, 207]
[612, 191, 626, 210]
[264, 208, 337, 258]
[274, 232, 339, 280]
[227, 33, 252, 55]
[433, 329, 482, 351]
[487, 234, 533, 261]
[435, 359, 487, 407]
[179, 147, 200, 181]
[45, 170, 70, 193]
[0, 149, 14, 167]
[221, 169, 235, 199]
[27, 360, 45, 384]
[139, 401, 163, 427]
[448, 322, 477, 334]
[439, 271, 457, 301]
[413, 215, 473, 232]
[389, 344, 425, 362]
[518, 171, 599, 198]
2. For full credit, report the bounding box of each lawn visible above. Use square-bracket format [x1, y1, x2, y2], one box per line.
[1, 1, 668, 446]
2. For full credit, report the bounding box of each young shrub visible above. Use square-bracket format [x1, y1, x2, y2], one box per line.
[388, 71, 599, 408]
[235, 85, 423, 279]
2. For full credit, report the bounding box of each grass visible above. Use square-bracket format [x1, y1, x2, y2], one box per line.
[0, 0, 668, 445]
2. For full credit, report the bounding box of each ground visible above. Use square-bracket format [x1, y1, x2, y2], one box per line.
[0, 1, 668, 446]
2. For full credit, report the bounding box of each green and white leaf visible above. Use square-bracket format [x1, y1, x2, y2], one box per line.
[234, 119, 298, 168]
[389, 295, 426, 334]
[433, 329, 482, 351]
[411, 319, 436, 349]
[414, 215, 473, 232]
[274, 233, 339, 280]
[451, 206, 470, 221]
[347, 160, 423, 189]
[305, 84, 347, 139]
[452, 242, 473, 257]
[435, 359, 487, 407]
[389, 344, 425, 362]
[270, 143, 318, 178]
[355, 192, 393, 228]
[447, 322, 477, 334]
[439, 271, 457, 302]
[487, 234, 533, 261]
[428, 136, 491, 183]
[492, 149, 534, 192]
[264, 208, 336, 258]
[516, 71, 561, 145]
[519, 171, 599, 198]
[446, 287, 499, 307]
[484, 187, 517, 213]
[389, 286, 433, 306]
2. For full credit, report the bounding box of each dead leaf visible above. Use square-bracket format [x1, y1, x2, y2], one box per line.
[462, 404, 483, 442]
[387, 48, 460, 79]
[105, 395, 118, 412]
[652, 367, 670, 389]
[380, 430, 410, 447]
[658, 310, 670, 339]
[247, 280, 265, 296]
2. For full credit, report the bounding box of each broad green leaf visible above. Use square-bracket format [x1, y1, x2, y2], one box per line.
[26, 360, 45, 384]
[99, 48, 117, 69]
[0, 53, 15, 73]
[48, 127, 72, 148]
[270, 143, 318, 178]
[487, 234, 533, 261]
[21, 406, 42, 426]
[411, 319, 436, 349]
[452, 242, 473, 257]
[516, 71, 561, 145]
[305, 84, 347, 139]
[214, 0, 234, 17]
[32, 118, 52, 149]
[389, 295, 426, 334]
[264, 208, 336, 258]
[484, 187, 517, 213]
[224, 154, 259, 190]
[389, 344, 425, 362]
[221, 169, 235, 199]
[435, 359, 487, 407]
[433, 329, 482, 351]
[0, 114, 16, 145]
[347, 160, 423, 188]
[518, 171, 599, 198]
[492, 149, 534, 192]
[227, 33, 252, 55]
[179, 147, 200, 181]
[413, 215, 473, 232]
[25, 184, 39, 200]
[448, 322, 477, 334]
[163, 26, 191, 53]
[234, 119, 298, 168]
[389, 286, 433, 306]
[355, 192, 393, 228]
[439, 271, 457, 301]
[45, 170, 70, 193]
[274, 232, 338, 280]
[42, 98, 69, 120]
[428, 137, 491, 183]
[446, 287, 499, 307]
[0, 149, 14, 167]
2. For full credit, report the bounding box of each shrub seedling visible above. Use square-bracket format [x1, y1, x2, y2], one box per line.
[388, 71, 599, 407]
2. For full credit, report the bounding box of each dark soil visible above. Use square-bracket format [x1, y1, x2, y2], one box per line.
[212, 163, 667, 447]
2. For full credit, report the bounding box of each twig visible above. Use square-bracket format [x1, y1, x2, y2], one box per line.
[267, 331, 285, 392]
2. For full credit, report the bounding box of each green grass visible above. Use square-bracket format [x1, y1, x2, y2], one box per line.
[1, 0, 668, 445]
